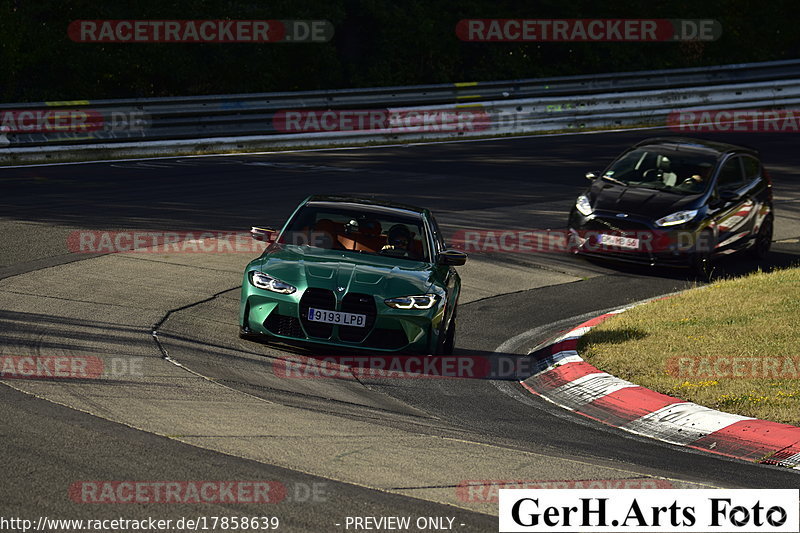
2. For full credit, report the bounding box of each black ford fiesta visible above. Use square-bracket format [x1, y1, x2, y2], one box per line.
[567, 137, 773, 277]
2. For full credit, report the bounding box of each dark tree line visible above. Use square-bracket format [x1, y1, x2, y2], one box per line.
[1, 0, 798, 102]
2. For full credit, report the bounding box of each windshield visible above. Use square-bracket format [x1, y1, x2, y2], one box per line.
[279, 204, 430, 262]
[603, 148, 717, 195]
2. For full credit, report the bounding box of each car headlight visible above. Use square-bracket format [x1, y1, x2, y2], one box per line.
[655, 209, 699, 227]
[384, 294, 438, 309]
[575, 195, 593, 216]
[249, 271, 296, 294]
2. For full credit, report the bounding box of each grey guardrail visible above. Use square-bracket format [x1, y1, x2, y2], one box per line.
[1, 58, 799, 164]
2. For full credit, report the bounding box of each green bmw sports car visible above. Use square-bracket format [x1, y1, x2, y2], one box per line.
[239, 195, 467, 354]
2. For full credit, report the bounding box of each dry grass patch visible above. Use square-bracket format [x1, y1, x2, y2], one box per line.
[578, 267, 800, 425]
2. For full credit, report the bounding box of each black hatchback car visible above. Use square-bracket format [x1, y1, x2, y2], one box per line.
[567, 137, 773, 276]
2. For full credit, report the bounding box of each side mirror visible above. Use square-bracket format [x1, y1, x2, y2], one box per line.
[251, 226, 277, 243]
[437, 249, 467, 266]
[718, 189, 741, 203]
[585, 171, 600, 180]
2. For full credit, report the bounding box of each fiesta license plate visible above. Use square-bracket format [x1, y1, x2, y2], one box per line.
[307, 308, 366, 327]
[599, 234, 640, 250]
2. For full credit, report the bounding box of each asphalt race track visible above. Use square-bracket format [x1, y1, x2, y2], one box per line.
[1, 129, 799, 530]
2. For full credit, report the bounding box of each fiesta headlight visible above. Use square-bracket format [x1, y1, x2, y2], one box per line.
[655, 209, 698, 227]
[384, 294, 438, 310]
[575, 195, 593, 216]
[249, 271, 296, 294]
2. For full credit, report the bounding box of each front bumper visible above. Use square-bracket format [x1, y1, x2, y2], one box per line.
[240, 284, 443, 354]
[567, 211, 705, 268]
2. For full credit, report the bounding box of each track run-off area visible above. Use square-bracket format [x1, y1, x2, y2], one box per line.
[1, 129, 800, 530]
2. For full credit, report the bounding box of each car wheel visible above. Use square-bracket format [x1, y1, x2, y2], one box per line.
[690, 230, 714, 281]
[437, 312, 456, 355]
[749, 216, 773, 260]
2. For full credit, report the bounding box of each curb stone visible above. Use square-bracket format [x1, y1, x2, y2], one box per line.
[520, 307, 800, 469]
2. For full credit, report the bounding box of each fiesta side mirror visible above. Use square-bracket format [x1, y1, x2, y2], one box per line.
[586, 171, 600, 180]
[718, 189, 742, 203]
[437, 249, 467, 266]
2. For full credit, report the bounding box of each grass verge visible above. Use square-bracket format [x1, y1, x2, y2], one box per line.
[578, 266, 800, 426]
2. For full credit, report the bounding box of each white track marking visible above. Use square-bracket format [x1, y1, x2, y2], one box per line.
[546, 372, 637, 408]
[622, 402, 751, 446]
[534, 353, 583, 375]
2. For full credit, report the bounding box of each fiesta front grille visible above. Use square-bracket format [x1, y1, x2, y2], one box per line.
[338, 293, 377, 342]
[264, 311, 304, 339]
[584, 217, 652, 234]
[299, 288, 336, 338]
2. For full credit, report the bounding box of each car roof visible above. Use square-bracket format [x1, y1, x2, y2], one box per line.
[633, 137, 760, 157]
[304, 195, 427, 218]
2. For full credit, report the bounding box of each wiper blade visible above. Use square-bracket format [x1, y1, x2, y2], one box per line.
[601, 175, 627, 187]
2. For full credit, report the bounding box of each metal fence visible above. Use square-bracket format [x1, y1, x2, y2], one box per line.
[1, 58, 799, 162]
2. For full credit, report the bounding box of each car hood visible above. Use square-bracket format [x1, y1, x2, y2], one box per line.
[256, 246, 436, 297]
[589, 183, 702, 218]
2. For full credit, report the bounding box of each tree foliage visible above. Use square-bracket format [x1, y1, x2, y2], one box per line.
[0, 0, 798, 101]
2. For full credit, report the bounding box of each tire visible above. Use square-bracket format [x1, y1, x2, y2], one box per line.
[436, 312, 456, 355]
[749, 216, 773, 260]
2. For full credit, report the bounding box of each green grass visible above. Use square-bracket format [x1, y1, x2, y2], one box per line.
[578, 267, 800, 426]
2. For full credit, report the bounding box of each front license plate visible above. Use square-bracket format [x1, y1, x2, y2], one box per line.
[599, 234, 640, 250]
[307, 308, 366, 327]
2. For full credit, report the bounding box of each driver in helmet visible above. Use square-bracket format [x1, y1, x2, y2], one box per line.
[381, 224, 413, 257]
